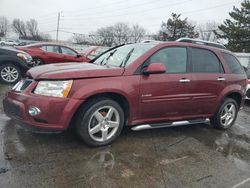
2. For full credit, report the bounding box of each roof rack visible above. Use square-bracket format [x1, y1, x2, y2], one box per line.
[176, 38, 226, 49]
[140, 40, 163, 44]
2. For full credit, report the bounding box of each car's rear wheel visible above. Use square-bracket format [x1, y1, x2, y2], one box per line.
[0, 64, 21, 84]
[33, 58, 44, 66]
[75, 98, 124, 147]
[210, 98, 239, 129]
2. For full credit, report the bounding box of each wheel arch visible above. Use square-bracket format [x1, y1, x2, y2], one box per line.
[223, 92, 242, 108]
[0, 57, 28, 75]
[69, 92, 130, 129]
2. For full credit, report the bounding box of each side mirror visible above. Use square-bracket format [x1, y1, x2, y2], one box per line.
[76, 54, 82, 58]
[143, 63, 166, 75]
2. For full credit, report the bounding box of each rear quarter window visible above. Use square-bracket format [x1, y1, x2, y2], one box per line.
[223, 53, 245, 74]
[191, 48, 223, 73]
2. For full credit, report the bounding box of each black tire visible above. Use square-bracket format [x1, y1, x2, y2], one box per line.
[0, 64, 21, 84]
[33, 58, 44, 66]
[0, 43, 4, 46]
[75, 97, 125, 147]
[210, 98, 239, 130]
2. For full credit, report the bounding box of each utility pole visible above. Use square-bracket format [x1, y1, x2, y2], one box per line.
[56, 12, 62, 41]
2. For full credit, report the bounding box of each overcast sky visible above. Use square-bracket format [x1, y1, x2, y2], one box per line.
[0, 0, 242, 40]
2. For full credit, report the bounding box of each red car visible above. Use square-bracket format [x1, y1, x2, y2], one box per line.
[16, 43, 90, 66]
[3, 40, 248, 147]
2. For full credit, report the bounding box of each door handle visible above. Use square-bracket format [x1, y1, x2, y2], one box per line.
[179, 78, 191, 83]
[217, 77, 226, 81]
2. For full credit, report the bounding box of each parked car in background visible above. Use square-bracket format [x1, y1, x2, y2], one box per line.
[0, 39, 18, 46]
[4, 39, 248, 146]
[243, 66, 250, 100]
[16, 43, 91, 66]
[0, 47, 32, 84]
[82, 46, 110, 60]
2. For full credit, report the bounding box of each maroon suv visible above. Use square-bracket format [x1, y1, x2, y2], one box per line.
[3, 41, 248, 146]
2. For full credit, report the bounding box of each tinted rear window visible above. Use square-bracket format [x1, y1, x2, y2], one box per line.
[191, 48, 223, 73]
[223, 53, 245, 74]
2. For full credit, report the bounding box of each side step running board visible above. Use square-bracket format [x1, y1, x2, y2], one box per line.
[131, 118, 210, 131]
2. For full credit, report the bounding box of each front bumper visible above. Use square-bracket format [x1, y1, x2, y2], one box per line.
[3, 81, 82, 131]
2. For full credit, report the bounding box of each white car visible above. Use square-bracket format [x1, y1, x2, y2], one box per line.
[243, 66, 250, 100]
[0, 39, 18, 46]
[246, 80, 250, 100]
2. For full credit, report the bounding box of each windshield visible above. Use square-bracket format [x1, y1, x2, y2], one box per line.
[93, 43, 156, 67]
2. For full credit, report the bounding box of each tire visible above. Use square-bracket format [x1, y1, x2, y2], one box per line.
[0, 43, 4, 46]
[33, 58, 44, 66]
[0, 64, 21, 84]
[210, 98, 239, 130]
[75, 97, 125, 147]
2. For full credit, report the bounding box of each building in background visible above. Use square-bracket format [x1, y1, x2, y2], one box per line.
[235, 53, 250, 68]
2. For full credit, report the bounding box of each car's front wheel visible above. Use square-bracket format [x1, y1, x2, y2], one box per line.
[211, 98, 239, 129]
[33, 58, 44, 66]
[75, 98, 125, 147]
[0, 64, 21, 84]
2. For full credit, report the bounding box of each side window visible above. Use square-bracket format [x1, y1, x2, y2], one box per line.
[61, 47, 77, 56]
[191, 48, 223, 73]
[223, 53, 245, 74]
[148, 47, 187, 73]
[41, 46, 47, 51]
[45, 45, 60, 54]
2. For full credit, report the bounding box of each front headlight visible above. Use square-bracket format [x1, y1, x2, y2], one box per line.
[17, 52, 32, 63]
[34, 80, 73, 97]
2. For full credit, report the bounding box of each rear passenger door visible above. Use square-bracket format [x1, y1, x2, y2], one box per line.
[189, 47, 226, 116]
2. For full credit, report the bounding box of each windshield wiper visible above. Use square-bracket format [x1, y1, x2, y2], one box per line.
[102, 49, 117, 65]
[119, 48, 135, 68]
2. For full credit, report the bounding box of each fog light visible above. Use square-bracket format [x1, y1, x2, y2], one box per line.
[28, 107, 41, 116]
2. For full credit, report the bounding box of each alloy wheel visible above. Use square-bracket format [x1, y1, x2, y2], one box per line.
[1, 66, 19, 83]
[220, 103, 236, 127]
[88, 106, 120, 142]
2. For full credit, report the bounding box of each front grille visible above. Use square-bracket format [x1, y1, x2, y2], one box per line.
[20, 79, 32, 90]
[3, 99, 21, 118]
[13, 79, 33, 92]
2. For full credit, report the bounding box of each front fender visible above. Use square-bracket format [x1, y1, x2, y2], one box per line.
[0, 55, 29, 70]
[69, 76, 141, 123]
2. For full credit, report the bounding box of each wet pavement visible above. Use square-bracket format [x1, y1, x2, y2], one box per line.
[0, 84, 250, 188]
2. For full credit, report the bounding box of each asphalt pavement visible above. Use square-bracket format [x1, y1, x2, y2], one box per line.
[0, 84, 249, 188]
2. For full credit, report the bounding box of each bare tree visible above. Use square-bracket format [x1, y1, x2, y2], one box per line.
[0, 16, 9, 38]
[39, 33, 52, 41]
[96, 26, 115, 46]
[71, 33, 91, 45]
[78, 22, 146, 46]
[12, 19, 27, 38]
[130, 24, 146, 43]
[112, 22, 131, 45]
[26, 19, 39, 37]
[198, 21, 219, 42]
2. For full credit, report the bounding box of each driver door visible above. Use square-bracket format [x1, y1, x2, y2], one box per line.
[139, 47, 193, 122]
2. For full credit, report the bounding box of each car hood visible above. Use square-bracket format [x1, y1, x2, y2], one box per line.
[26, 62, 125, 80]
[0, 46, 28, 55]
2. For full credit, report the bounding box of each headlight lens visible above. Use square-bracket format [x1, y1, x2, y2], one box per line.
[17, 53, 32, 62]
[34, 80, 73, 97]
